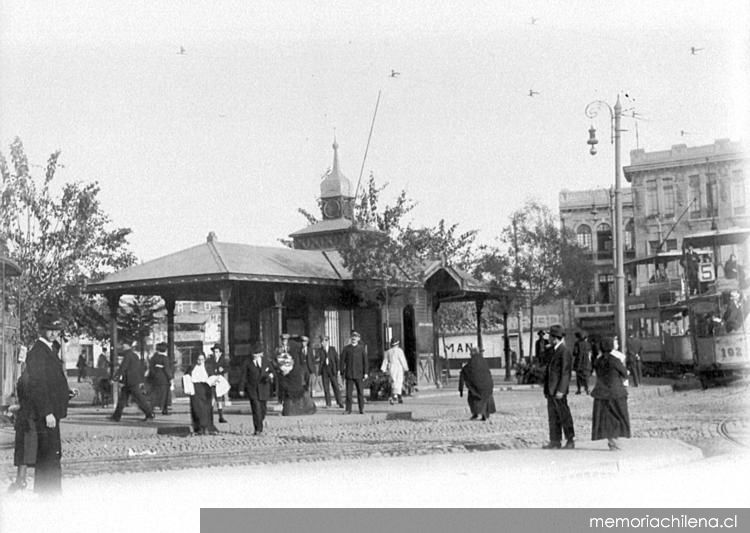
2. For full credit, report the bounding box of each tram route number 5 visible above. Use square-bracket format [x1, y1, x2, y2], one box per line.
[699, 263, 715, 282]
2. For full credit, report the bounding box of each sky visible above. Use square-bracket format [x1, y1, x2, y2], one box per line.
[1, 0, 748, 262]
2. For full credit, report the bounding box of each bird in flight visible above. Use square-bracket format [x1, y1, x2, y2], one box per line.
[390, 69, 400, 78]
[690, 46, 704, 55]
[178, 46, 186, 55]
[528, 89, 540, 97]
[530, 17, 540, 24]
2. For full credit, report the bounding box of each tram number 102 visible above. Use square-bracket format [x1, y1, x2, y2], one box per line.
[719, 346, 745, 360]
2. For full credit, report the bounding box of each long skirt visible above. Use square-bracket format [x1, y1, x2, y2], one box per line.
[282, 392, 317, 416]
[591, 397, 631, 440]
[190, 382, 217, 433]
[467, 392, 496, 417]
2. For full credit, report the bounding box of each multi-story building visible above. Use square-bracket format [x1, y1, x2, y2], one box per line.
[559, 188, 635, 336]
[624, 138, 748, 258]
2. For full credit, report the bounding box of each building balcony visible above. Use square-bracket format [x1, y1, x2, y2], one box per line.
[574, 303, 615, 317]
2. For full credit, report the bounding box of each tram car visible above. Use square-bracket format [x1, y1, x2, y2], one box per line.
[682, 227, 750, 387]
[625, 250, 693, 376]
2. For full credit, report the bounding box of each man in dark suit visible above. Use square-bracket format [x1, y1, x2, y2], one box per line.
[542, 324, 575, 449]
[317, 335, 343, 408]
[626, 331, 643, 387]
[148, 342, 173, 415]
[341, 331, 369, 414]
[239, 342, 275, 435]
[24, 312, 71, 493]
[111, 341, 154, 422]
[296, 335, 314, 395]
[572, 331, 591, 395]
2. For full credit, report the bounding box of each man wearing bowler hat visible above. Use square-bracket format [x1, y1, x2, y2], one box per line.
[341, 331, 368, 414]
[24, 311, 71, 493]
[239, 342, 275, 435]
[317, 335, 343, 408]
[542, 324, 575, 449]
[111, 340, 155, 422]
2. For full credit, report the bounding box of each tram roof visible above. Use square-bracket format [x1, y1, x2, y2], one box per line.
[624, 250, 683, 266]
[683, 226, 750, 248]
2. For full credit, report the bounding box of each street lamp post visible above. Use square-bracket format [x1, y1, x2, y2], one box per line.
[585, 96, 627, 353]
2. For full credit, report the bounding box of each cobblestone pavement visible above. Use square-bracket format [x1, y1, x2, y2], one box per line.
[2, 381, 748, 481]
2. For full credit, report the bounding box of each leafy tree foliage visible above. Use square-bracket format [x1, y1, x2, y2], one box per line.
[118, 295, 165, 358]
[0, 137, 137, 343]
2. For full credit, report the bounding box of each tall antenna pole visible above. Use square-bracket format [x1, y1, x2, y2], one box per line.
[354, 90, 382, 200]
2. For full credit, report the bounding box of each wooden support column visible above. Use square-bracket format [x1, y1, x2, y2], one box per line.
[163, 296, 176, 366]
[432, 297, 441, 387]
[273, 289, 286, 339]
[106, 293, 121, 405]
[475, 298, 484, 351]
[219, 286, 231, 357]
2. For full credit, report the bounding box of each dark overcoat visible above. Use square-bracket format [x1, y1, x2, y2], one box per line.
[240, 356, 275, 401]
[341, 343, 367, 379]
[25, 339, 70, 420]
[116, 349, 146, 387]
[543, 341, 572, 398]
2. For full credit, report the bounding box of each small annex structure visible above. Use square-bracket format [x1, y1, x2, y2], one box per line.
[85, 140, 500, 390]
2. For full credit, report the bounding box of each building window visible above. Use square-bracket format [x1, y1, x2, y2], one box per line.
[324, 309, 340, 353]
[689, 175, 702, 219]
[576, 224, 592, 251]
[598, 273, 614, 304]
[732, 171, 746, 215]
[597, 222, 612, 253]
[706, 174, 718, 218]
[624, 220, 634, 251]
[662, 179, 675, 218]
[646, 179, 658, 216]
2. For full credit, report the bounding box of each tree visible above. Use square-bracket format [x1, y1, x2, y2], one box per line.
[497, 200, 594, 353]
[118, 295, 165, 358]
[0, 137, 137, 343]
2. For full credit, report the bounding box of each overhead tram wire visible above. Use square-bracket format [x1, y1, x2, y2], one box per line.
[354, 89, 382, 202]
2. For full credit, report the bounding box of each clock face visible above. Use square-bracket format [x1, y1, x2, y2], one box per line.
[323, 199, 341, 218]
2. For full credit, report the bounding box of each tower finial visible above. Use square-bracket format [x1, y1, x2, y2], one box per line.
[332, 133, 340, 173]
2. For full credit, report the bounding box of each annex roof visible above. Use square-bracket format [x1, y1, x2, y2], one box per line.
[86, 233, 351, 293]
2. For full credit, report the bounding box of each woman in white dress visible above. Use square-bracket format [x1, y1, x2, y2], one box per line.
[381, 338, 409, 404]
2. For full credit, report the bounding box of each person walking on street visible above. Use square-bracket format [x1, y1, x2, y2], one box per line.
[381, 338, 409, 404]
[23, 312, 72, 494]
[625, 331, 643, 387]
[110, 341, 154, 422]
[572, 332, 591, 395]
[542, 324, 575, 450]
[317, 335, 343, 408]
[76, 352, 88, 382]
[206, 344, 229, 423]
[458, 347, 495, 421]
[341, 331, 368, 414]
[239, 342, 275, 435]
[591, 336, 631, 451]
[148, 342, 173, 415]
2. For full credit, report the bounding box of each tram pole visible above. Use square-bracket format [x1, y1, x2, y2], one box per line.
[586, 95, 627, 353]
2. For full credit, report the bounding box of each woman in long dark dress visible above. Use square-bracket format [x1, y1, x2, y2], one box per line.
[591, 336, 631, 450]
[9, 348, 35, 492]
[458, 347, 495, 421]
[188, 354, 219, 435]
[278, 355, 316, 416]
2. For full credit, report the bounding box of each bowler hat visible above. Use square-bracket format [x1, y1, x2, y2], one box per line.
[320, 335, 329, 341]
[155, 342, 168, 352]
[390, 338, 400, 346]
[211, 343, 222, 352]
[549, 324, 565, 339]
[251, 341, 264, 355]
[300, 335, 309, 342]
[351, 331, 361, 338]
[39, 311, 64, 331]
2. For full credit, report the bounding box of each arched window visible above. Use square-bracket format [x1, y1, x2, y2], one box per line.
[597, 222, 612, 253]
[576, 224, 592, 251]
